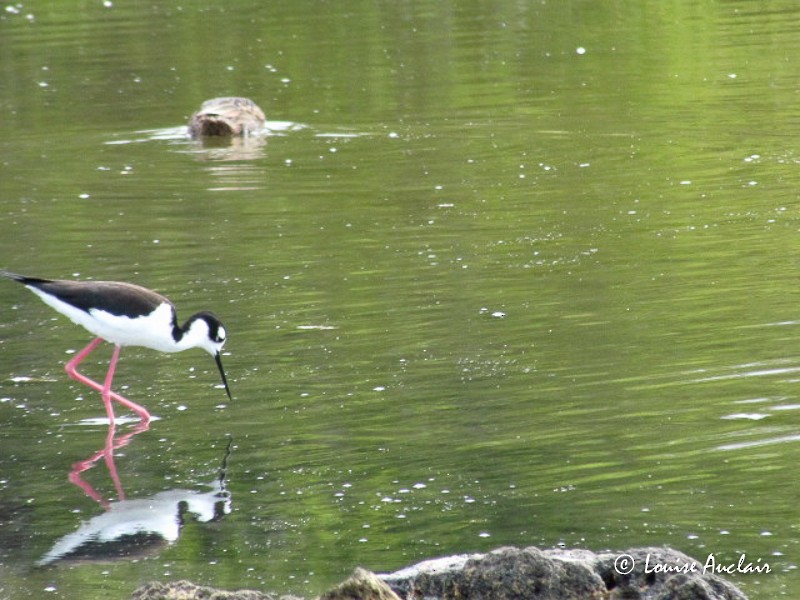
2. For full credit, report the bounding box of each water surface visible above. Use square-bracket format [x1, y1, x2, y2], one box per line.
[2, 2, 800, 598]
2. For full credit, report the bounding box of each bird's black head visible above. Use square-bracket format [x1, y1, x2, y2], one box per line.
[184, 311, 231, 400]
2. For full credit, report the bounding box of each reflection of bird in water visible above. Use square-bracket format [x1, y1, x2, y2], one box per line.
[1, 271, 231, 423]
[188, 97, 266, 137]
[38, 438, 234, 565]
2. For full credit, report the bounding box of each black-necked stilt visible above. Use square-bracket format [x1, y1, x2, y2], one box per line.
[188, 97, 266, 137]
[2, 271, 231, 423]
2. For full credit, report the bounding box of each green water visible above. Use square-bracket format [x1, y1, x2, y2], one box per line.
[2, 2, 800, 598]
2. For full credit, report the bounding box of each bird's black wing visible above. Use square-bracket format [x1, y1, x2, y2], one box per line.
[3, 272, 171, 319]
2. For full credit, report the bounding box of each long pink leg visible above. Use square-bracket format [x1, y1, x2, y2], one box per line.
[100, 345, 122, 423]
[64, 337, 151, 423]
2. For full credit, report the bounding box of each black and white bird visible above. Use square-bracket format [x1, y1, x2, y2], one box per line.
[2, 270, 231, 423]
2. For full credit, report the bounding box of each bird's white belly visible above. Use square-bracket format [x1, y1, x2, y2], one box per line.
[88, 305, 180, 351]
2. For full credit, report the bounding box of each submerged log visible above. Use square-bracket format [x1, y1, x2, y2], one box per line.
[188, 97, 266, 137]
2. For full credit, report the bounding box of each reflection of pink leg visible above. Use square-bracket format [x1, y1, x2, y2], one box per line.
[64, 338, 151, 423]
[102, 422, 125, 500]
[69, 419, 150, 507]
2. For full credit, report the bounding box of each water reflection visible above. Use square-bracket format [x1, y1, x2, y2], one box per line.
[190, 134, 269, 164]
[68, 419, 151, 509]
[38, 426, 232, 566]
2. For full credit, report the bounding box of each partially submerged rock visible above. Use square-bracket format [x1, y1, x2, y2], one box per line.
[188, 97, 266, 137]
[318, 568, 400, 600]
[381, 547, 605, 599]
[381, 546, 749, 599]
[130, 580, 295, 600]
[131, 545, 750, 600]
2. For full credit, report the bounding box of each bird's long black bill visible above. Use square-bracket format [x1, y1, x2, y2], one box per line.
[215, 352, 232, 400]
